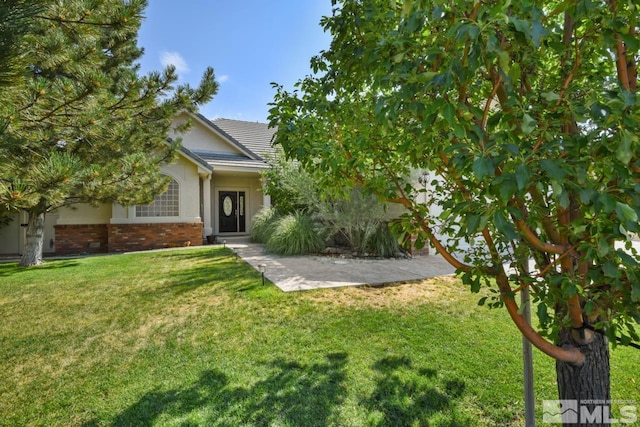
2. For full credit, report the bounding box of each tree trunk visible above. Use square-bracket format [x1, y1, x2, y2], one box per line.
[20, 206, 46, 267]
[555, 328, 611, 427]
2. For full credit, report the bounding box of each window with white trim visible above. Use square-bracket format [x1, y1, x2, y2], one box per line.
[135, 178, 179, 217]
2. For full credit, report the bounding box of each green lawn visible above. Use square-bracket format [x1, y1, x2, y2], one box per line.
[0, 247, 638, 426]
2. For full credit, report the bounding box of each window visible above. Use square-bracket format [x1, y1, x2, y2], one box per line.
[135, 178, 179, 217]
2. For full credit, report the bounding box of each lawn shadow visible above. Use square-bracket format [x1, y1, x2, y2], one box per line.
[0, 259, 81, 277]
[363, 355, 471, 426]
[92, 352, 348, 426]
[139, 248, 266, 296]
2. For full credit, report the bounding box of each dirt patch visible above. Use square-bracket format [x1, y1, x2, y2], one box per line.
[302, 275, 465, 309]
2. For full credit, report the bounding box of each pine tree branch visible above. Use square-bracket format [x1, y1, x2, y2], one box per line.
[34, 14, 128, 28]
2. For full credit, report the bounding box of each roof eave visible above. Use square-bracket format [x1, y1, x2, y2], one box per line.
[178, 145, 214, 174]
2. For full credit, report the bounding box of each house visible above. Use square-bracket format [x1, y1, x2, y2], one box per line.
[0, 112, 277, 256]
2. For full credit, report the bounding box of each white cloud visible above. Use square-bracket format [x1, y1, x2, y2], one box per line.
[218, 74, 230, 83]
[160, 51, 190, 74]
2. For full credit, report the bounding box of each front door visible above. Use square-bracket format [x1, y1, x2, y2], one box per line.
[219, 191, 246, 233]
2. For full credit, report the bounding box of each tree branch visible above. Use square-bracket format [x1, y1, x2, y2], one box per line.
[496, 273, 585, 364]
[514, 218, 568, 254]
[482, 73, 502, 131]
[528, 187, 563, 243]
[480, 209, 585, 364]
[385, 188, 472, 272]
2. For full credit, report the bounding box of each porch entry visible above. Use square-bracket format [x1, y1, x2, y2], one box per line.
[219, 191, 246, 233]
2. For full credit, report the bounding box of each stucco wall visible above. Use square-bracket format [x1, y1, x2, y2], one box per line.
[0, 212, 22, 254]
[56, 203, 111, 225]
[172, 113, 244, 154]
[0, 211, 58, 255]
[111, 158, 202, 225]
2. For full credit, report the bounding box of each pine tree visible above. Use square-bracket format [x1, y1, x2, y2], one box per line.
[0, 0, 43, 88]
[0, 0, 218, 266]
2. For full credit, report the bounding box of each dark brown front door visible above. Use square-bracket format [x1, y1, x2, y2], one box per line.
[219, 191, 246, 233]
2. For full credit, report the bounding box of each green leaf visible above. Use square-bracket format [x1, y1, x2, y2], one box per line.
[540, 159, 567, 180]
[452, 123, 466, 139]
[470, 276, 481, 292]
[401, 0, 413, 16]
[620, 33, 640, 51]
[537, 303, 550, 325]
[563, 280, 577, 298]
[597, 236, 610, 257]
[493, 211, 518, 240]
[579, 187, 596, 204]
[617, 249, 638, 268]
[515, 163, 531, 190]
[603, 261, 619, 278]
[496, 174, 518, 203]
[620, 90, 636, 108]
[510, 17, 530, 37]
[552, 181, 569, 208]
[632, 282, 640, 302]
[584, 300, 595, 315]
[504, 144, 520, 156]
[616, 130, 633, 165]
[616, 202, 638, 223]
[472, 156, 493, 179]
[442, 103, 456, 124]
[531, 19, 546, 47]
[417, 71, 438, 83]
[599, 193, 617, 213]
[467, 214, 481, 234]
[521, 113, 537, 134]
[508, 62, 521, 83]
[541, 92, 560, 102]
[497, 50, 510, 73]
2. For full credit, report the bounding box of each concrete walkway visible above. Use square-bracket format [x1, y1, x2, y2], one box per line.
[226, 239, 456, 292]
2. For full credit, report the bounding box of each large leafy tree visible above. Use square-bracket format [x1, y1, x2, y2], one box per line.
[0, 0, 217, 266]
[270, 0, 639, 416]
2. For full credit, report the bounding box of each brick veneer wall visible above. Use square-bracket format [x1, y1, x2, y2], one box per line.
[55, 224, 109, 255]
[107, 223, 203, 253]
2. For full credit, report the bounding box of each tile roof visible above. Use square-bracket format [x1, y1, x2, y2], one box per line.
[185, 113, 279, 171]
[179, 145, 213, 171]
[192, 150, 269, 170]
[192, 113, 263, 160]
[211, 118, 277, 160]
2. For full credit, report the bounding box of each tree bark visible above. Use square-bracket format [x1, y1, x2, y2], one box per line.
[20, 204, 46, 267]
[556, 328, 611, 427]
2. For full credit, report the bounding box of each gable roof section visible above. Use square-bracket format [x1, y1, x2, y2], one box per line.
[191, 113, 264, 160]
[211, 118, 277, 160]
[178, 112, 278, 173]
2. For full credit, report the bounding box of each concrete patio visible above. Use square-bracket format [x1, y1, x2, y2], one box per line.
[226, 238, 457, 292]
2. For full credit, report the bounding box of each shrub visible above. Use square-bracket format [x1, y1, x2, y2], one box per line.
[363, 222, 401, 258]
[251, 208, 280, 243]
[319, 188, 390, 255]
[261, 150, 321, 215]
[266, 212, 325, 255]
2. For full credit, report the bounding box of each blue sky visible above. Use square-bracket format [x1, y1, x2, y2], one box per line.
[136, 1, 333, 123]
